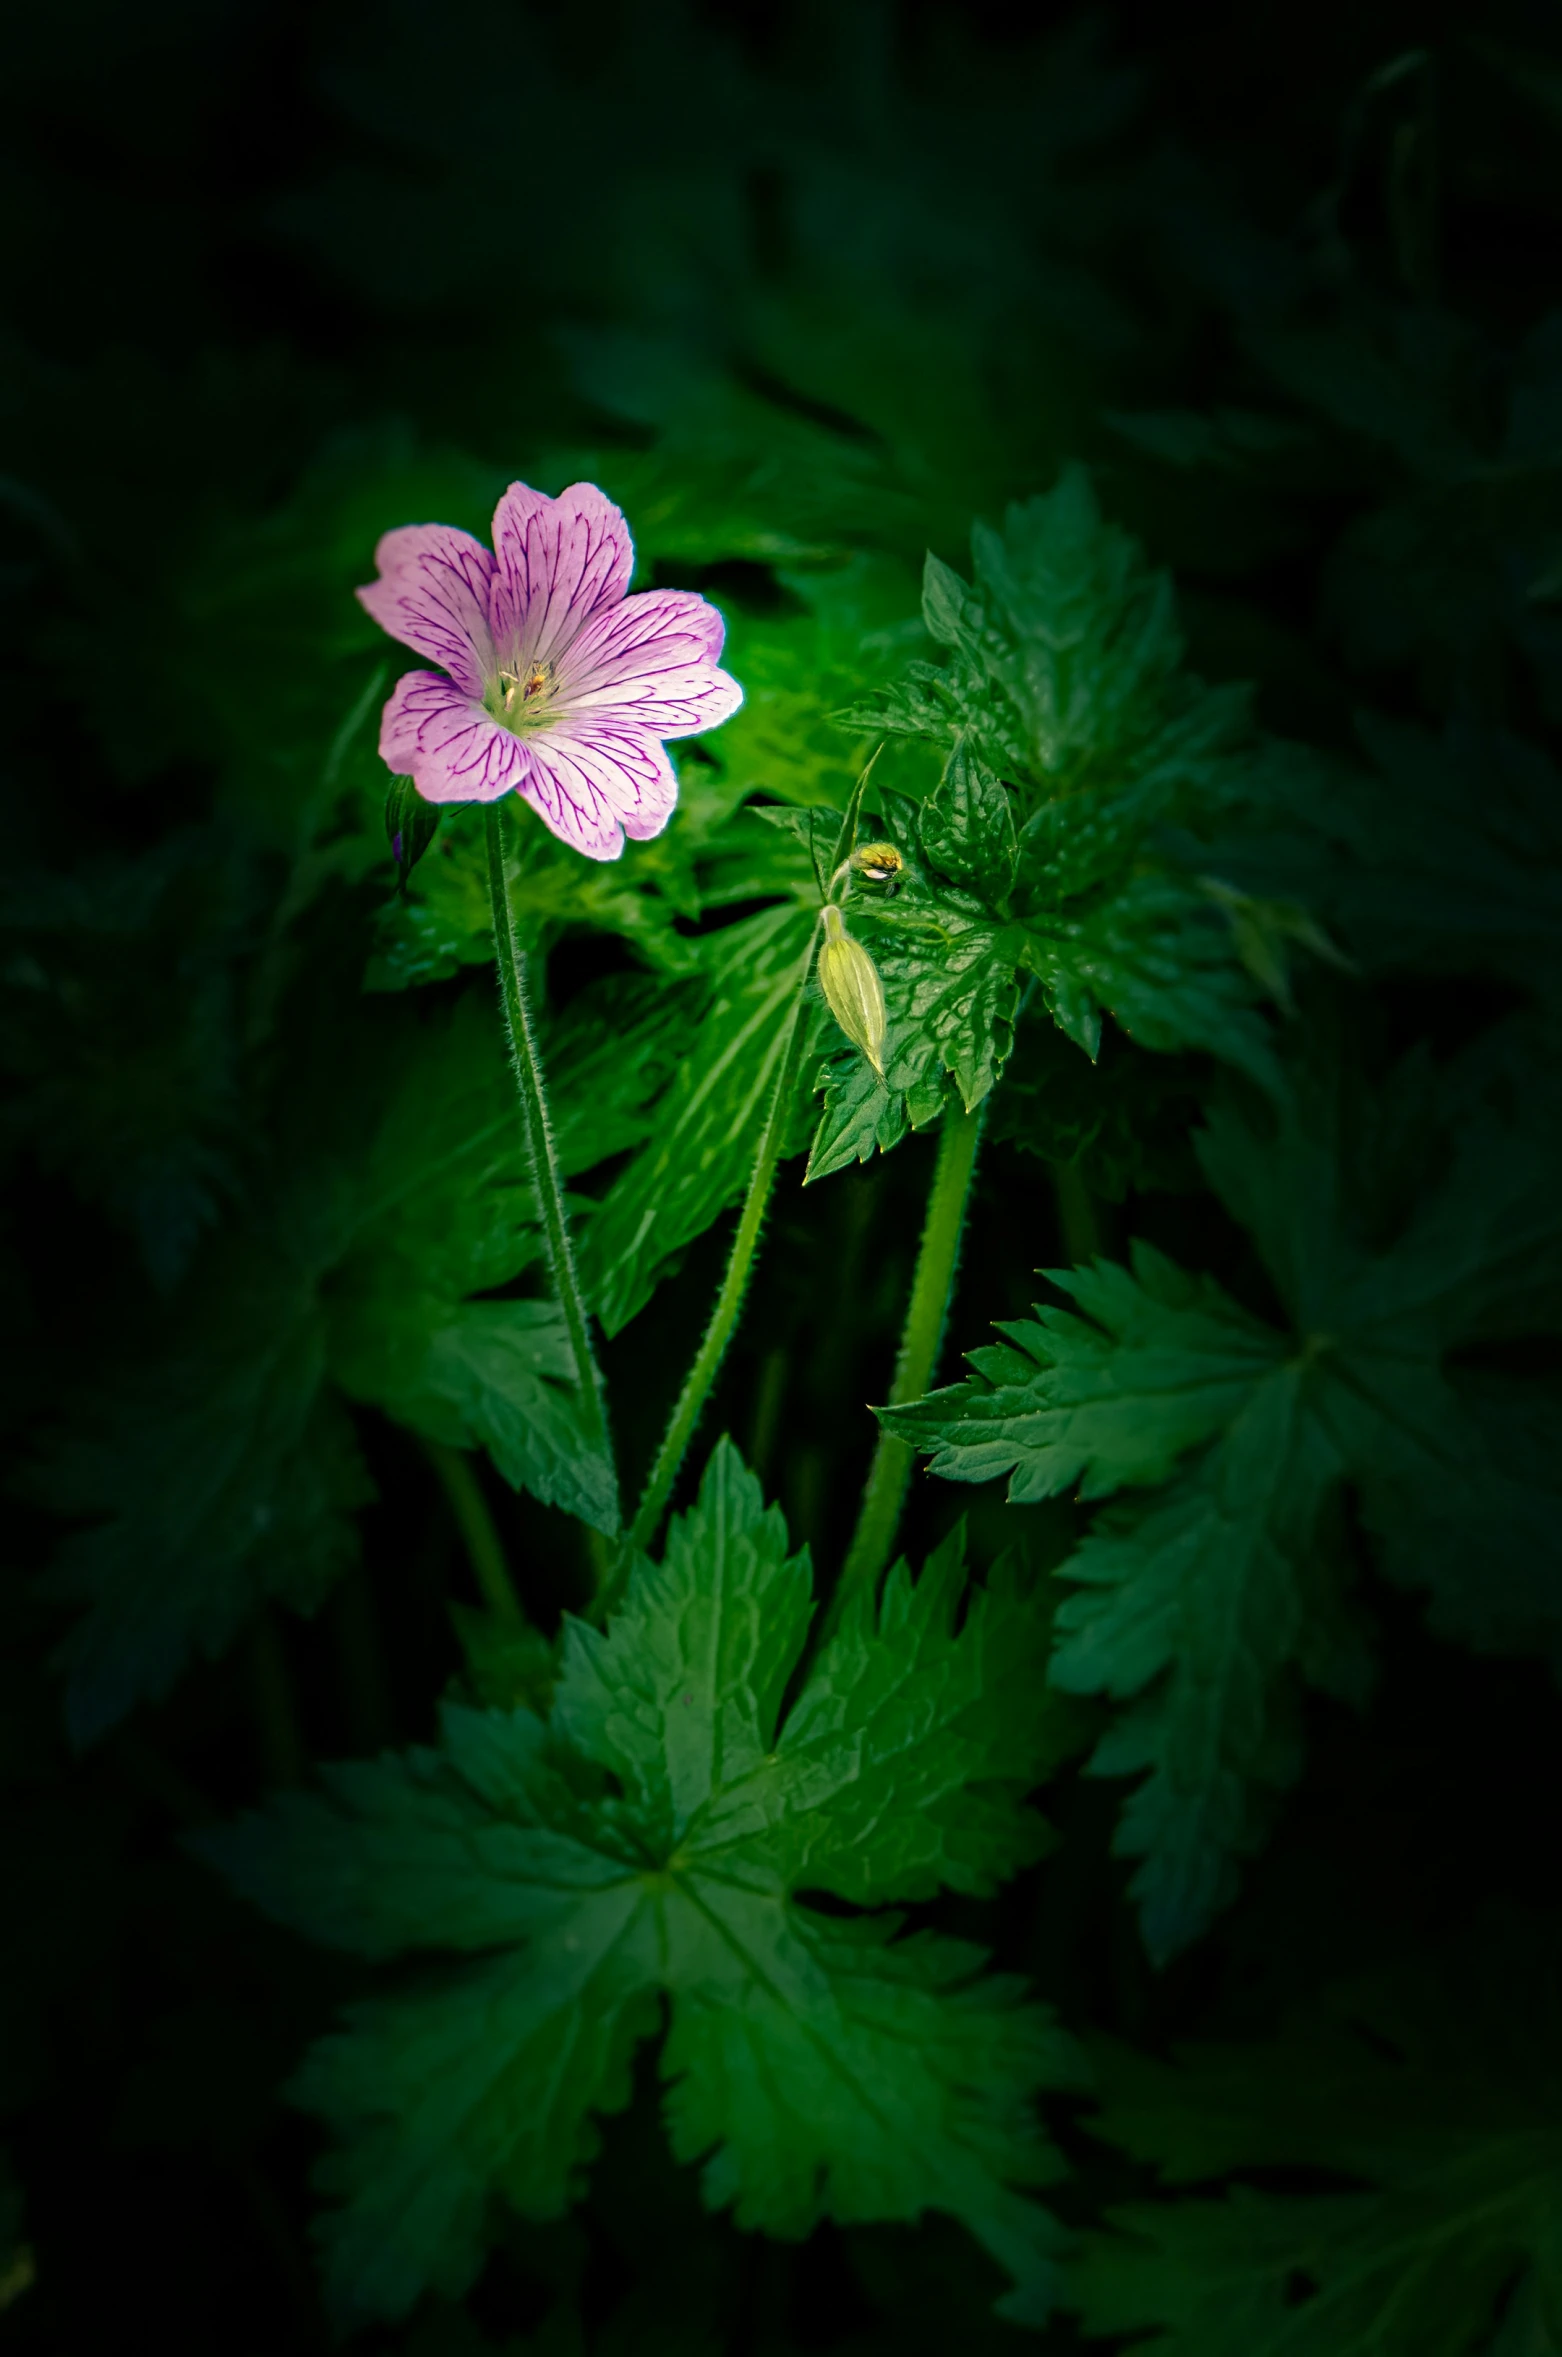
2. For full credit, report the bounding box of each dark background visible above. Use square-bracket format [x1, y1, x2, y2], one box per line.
[4, 2, 1561, 2350]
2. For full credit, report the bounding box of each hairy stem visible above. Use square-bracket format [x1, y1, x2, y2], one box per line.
[607, 759, 879, 1607]
[826, 1097, 984, 1635]
[484, 806, 612, 1470]
[623, 974, 817, 1569]
[424, 1437, 524, 1626]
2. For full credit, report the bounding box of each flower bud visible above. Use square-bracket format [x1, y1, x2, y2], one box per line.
[849, 841, 905, 890]
[817, 904, 888, 1077]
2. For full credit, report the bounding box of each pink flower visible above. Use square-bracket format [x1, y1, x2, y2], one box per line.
[356, 482, 742, 862]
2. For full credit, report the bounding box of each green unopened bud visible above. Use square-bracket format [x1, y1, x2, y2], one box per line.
[817, 903, 887, 1077]
[385, 775, 442, 894]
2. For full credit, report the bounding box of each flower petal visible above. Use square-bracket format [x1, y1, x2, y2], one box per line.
[521, 726, 681, 859]
[379, 670, 529, 804]
[357, 527, 497, 699]
[575, 585, 729, 669]
[489, 482, 635, 672]
[563, 659, 745, 738]
[553, 587, 741, 736]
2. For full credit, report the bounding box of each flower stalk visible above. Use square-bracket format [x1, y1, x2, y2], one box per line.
[484, 806, 614, 1482]
[621, 974, 816, 1573]
[615, 762, 884, 1588]
[823, 1096, 985, 1640]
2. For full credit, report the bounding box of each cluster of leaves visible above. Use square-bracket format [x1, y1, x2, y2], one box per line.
[889, 1020, 1562, 1960]
[201, 1445, 1085, 2327]
[21, 977, 663, 1740]
[812, 469, 1298, 1176]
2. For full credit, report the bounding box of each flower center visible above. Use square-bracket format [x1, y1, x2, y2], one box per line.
[488, 659, 556, 731]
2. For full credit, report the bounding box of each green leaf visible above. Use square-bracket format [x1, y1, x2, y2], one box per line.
[695, 1522, 1081, 1903]
[882, 1243, 1288, 1502]
[331, 1297, 617, 1534]
[919, 739, 1018, 901]
[886, 1037, 1562, 1957]
[1053, 1374, 1345, 1963]
[0, 829, 246, 1287]
[317, 994, 618, 1527]
[805, 814, 1023, 1178]
[32, 981, 674, 1730]
[832, 469, 1286, 1128]
[710, 555, 932, 813]
[1021, 871, 1281, 1089]
[580, 903, 820, 1334]
[922, 551, 981, 653]
[201, 1442, 1083, 2327]
[881, 1244, 1342, 1962]
[447, 1603, 558, 1716]
[1072, 1914, 1562, 2356]
[986, 1009, 1207, 1203]
[1200, 718, 1562, 1002]
[33, 1251, 370, 1746]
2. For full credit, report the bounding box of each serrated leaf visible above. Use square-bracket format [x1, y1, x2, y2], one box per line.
[1053, 1373, 1341, 1962]
[828, 470, 1285, 1124]
[201, 1441, 1083, 2327]
[922, 551, 980, 652]
[1022, 872, 1281, 1089]
[697, 1524, 1081, 1902]
[887, 1037, 1562, 1956]
[805, 811, 1023, 1172]
[882, 1242, 1288, 1502]
[920, 739, 1017, 900]
[805, 1052, 911, 1181]
[969, 467, 1189, 779]
[330, 1297, 617, 1534]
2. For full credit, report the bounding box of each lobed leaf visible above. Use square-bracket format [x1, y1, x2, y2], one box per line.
[203, 1441, 1083, 2327]
[889, 1036, 1562, 1957]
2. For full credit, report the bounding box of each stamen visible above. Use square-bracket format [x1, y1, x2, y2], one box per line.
[496, 661, 555, 725]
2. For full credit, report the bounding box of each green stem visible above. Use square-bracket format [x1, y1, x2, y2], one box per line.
[825, 1097, 984, 1637]
[425, 1437, 524, 1625]
[623, 972, 816, 1569]
[484, 806, 612, 1465]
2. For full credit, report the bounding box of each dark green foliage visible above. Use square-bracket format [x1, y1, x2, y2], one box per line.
[1072, 1911, 1562, 2355]
[201, 1444, 1083, 2327]
[888, 1037, 1562, 1958]
[579, 902, 823, 1333]
[30, 986, 650, 1736]
[818, 470, 1287, 1173]
[1203, 719, 1562, 999]
[33, 1247, 370, 1747]
[0, 830, 250, 1286]
[8, 4, 1562, 2351]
